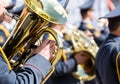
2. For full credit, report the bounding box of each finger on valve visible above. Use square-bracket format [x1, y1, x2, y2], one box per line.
[32, 39, 56, 61]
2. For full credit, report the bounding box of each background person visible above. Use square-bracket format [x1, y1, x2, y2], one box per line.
[96, 6, 120, 84]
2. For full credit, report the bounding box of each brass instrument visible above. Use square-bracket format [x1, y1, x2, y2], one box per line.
[0, 0, 67, 83]
[71, 30, 99, 81]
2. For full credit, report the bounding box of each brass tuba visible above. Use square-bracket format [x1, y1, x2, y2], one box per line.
[0, 0, 67, 83]
[71, 29, 99, 81]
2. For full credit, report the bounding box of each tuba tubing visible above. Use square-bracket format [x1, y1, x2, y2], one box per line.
[1, 0, 67, 83]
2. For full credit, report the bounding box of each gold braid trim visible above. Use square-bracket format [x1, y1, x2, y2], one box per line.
[116, 52, 120, 82]
[0, 47, 12, 70]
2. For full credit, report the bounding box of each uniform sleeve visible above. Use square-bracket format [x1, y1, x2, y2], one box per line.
[95, 68, 103, 84]
[52, 58, 77, 76]
[111, 45, 120, 80]
[0, 54, 51, 84]
[111, 46, 120, 69]
[94, 28, 109, 46]
[8, 0, 24, 13]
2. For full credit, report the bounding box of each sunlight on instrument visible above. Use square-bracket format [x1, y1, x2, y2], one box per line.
[71, 30, 99, 81]
[0, 0, 67, 83]
[35, 28, 63, 83]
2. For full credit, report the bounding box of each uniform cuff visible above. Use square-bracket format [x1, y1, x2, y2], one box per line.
[65, 58, 77, 72]
[24, 54, 52, 78]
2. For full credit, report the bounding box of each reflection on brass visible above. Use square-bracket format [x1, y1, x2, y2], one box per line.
[1, 0, 67, 83]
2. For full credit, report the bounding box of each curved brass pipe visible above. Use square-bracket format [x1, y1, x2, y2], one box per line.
[71, 30, 98, 81]
[1, 0, 67, 83]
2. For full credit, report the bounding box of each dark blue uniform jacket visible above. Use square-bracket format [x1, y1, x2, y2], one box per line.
[45, 57, 81, 84]
[96, 34, 120, 84]
[0, 54, 51, 84]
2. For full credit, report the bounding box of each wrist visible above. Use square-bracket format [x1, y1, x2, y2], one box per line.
[67, 58, 78, 71]
[39, 53, 50, 61]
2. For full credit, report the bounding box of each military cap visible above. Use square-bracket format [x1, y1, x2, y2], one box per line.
[80, 0, 94, 10]
[57, 0, 69, 8]
[101, 6, 120, 19]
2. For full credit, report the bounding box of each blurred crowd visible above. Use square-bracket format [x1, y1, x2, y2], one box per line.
[0, 0, 116, 46]
[0, 0, 120, 84]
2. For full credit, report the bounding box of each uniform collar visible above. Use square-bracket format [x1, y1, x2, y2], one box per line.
[107, 33, 120, 41]
[83, 20, 92, 24]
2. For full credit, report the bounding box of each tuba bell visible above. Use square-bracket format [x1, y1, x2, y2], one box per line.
[71, 29, 99, 81]
[0, 0, 68, 83]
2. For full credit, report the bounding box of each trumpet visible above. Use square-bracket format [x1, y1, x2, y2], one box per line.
[0, 0, 67, 83]
[71, 29, 99, 81]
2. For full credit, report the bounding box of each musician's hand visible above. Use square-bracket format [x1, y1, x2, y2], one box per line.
[0, 0, 9, 8]
[0, 0, 9, 23]
[33, 39, 56, 61]
[74, 51, 90, 64]
[0, 7, 5, 23]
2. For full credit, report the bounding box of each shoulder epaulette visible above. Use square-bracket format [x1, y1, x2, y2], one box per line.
[86, 24, 94, 30]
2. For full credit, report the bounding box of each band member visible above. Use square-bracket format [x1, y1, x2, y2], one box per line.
[44, 24, 92, 84]
[96, 6, 120, 84]
[78, 0, 96, 38]
[77, 1, 98, 84]
[0, 39, 56, 84]
[0, 0, 61, 84]
[78, 0, 108, 47]
[46, 50, 92, 84]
